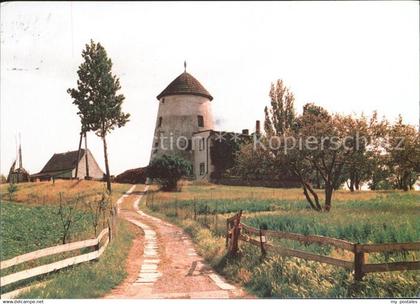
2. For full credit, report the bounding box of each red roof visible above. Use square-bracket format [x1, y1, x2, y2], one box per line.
[157, 72, 213, 101]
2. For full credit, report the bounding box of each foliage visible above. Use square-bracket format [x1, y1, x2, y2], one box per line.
[264, 79, 296, 136]
[147, 154, 192, 191]
[67, 40, 130, 192]
[210, 134, 242, 179]
[385, 116, 420, 191]
[7, 182, 18, 201]
[233, 138, 278, 180]
[0, 174, 7, 184]
[114, 167, 147, 184]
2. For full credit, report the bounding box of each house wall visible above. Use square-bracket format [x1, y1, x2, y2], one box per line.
[192, 131, 214, 180]
[75, 150, 104, 179]
[149, 94, 214, 164]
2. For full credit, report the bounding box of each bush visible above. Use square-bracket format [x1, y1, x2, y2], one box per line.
[114, 167, 147, 184]
[147, 154, 192, 191]
[7, 183, 18, 201]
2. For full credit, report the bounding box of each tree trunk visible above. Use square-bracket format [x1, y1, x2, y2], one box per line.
[349, 170, 355, 192]
[355, 172, 360, 190]
[75, 133, 83, 179]
[84, 132, 90, 179]
[324, 183, 333, 212]
[402, 172, 409, 191]
[349, 179, 355, 192]
[102, 135, 112, 193]
[316, 171, 321, 189]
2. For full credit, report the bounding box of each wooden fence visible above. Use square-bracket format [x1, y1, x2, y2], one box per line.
[0, 226, 111, 291]
[226, 211, 420, 281]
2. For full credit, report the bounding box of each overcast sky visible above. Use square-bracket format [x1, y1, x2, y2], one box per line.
[1, 1, 419, 176]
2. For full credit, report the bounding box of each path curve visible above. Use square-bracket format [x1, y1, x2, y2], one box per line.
[105, 185, 247, 299]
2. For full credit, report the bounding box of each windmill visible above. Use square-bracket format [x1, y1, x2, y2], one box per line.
[7, 133, 30, 183]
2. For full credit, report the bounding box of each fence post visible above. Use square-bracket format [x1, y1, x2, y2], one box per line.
[259, 226, 267, 257]
[107, 218, 112, 243]
[204, 202, 208, 227]
[215, 201, 218, 233]
[194, 199, 197, 221]
[112, 206, 117, 238]
[226, 219, 230, 248]
[230, 211, 242, 256]
[354, 243, 365, 281]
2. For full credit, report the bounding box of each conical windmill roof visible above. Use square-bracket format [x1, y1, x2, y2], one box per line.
[157, 72, 213, 101]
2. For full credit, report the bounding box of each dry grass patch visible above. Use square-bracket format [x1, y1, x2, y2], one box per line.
[0, 180, 131, 206]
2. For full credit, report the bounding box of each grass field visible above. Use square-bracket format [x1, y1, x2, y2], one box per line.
[0, 180, 133, 298]
[0, 180, 130, 206]
[142, 183, 420, 298]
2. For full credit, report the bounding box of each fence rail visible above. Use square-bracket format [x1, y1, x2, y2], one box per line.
[226, 211, 420, 281]
[0, 227, 111, 289]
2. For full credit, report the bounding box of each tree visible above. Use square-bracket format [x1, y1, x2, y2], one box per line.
[84, 192, 110, 236]
[233, 138, 275, 181]
[264, 80, 296, 137]
[210, 132, 242, 179]
[58, 193, 84, 244]
[385, 116, 419, 191]
[266, 102, 357, 212]
[147, 154, 192, 191]
[68, 40, 130, 193]
[7, 183, 18, 201]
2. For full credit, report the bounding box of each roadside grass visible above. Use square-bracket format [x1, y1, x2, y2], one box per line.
[18, 219, 138, 299]
[141, 184, 420, 298]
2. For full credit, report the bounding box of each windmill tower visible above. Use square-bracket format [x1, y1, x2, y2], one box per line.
[150, 63, 214, 164]
[7, 134, 30, 183]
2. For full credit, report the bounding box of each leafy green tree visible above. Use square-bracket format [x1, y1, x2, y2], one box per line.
[264, 79, 296, 137]
[385, 116, 419, 191]
[7, 183, 18, 201]
[210, 133, 243, 179]
[147, 155, 192, 191]
[68, 40, 130, 192]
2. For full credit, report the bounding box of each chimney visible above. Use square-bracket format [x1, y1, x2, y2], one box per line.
[256, 120, 261, 135]
[242, 129, 249, 135]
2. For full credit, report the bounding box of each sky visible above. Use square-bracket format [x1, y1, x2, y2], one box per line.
[1, 1, 419, 176]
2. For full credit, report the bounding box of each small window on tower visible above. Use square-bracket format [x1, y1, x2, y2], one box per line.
[200, 162, 205, 175]
[158, 117, 162, 127]
[162, 98, 165, 104]
[197, 115, 204, 127]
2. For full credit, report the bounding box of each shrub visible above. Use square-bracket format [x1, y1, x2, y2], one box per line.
[7, 183, 18, 201]
[147, 154, 192, 191]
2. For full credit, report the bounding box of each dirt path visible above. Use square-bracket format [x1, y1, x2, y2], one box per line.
[105, 185, 247, 299]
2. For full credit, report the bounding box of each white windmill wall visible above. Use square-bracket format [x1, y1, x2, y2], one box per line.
[149, 94, 214, 163]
